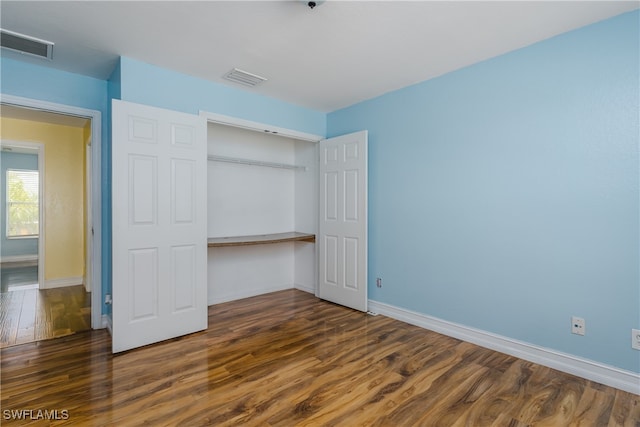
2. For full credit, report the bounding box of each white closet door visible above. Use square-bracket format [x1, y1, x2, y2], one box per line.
[112, 100, 207, 353]
[318, 131, 368, 312]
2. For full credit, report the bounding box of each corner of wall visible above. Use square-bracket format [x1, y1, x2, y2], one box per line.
[103, 58, 120, 318]
[108, 57, 122, 102]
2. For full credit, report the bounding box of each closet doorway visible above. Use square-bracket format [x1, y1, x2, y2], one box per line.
[204, 112, 368, 313]
[0, 99, 102, 347]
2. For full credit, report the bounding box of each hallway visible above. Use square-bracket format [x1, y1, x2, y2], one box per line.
[0, 263, 90, 348]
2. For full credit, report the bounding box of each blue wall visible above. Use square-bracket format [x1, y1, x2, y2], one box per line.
[1, 55, 326, 319]
[1, 58, 109, 113]
[2, 11, 637, 374]
[328, 11, 639, 373]
[101, 59, 122, 319]
[0, 152, 39, 258]
[119, 57, 326, 137]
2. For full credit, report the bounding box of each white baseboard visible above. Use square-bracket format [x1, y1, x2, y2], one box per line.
[0, 255, 38, 263]
[208, 284, 293, 306]
[368, 300, 640, 396]
[101, 314, 112, 334]
[294, 282, 316, 294]
[43, 276, 84, 289]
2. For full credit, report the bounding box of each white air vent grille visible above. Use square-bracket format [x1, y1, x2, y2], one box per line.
[1, 29, 53, 60]
[223, 68, 267, 87]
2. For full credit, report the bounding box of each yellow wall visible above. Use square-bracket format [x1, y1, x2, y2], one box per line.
[1, 116, 86, 282]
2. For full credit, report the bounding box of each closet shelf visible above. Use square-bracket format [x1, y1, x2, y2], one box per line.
[208, 155, 306, 171]
[207, 232, 316, 247]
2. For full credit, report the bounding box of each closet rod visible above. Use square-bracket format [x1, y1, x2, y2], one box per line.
[207, 155, 306, 171]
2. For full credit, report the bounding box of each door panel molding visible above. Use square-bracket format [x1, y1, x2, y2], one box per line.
[318, 131, 368, 312]
[112, 99, 207, 353]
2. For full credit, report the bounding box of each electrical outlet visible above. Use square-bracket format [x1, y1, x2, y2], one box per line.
[571, 316, 585, 336]
[632, 329, 640, 350]
[376, 277, 382, 288]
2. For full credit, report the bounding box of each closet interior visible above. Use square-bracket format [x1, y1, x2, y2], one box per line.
[206, 123, 318, 305]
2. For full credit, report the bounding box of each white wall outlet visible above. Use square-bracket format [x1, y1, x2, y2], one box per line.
[571, 316, 585, 336]
[632, 329, 640, 350]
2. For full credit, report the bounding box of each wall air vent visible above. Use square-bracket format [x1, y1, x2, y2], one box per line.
[223, 68, 267, 87]
[1, 29, 54, 60]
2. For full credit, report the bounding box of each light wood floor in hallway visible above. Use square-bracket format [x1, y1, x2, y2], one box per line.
[1, 289, 638, 426]
[0, 263, 91, 348]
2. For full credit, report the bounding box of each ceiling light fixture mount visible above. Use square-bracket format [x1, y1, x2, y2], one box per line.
[305, 0, 325, 9]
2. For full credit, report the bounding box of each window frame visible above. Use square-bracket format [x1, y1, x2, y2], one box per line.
[5, 168, 40, 239]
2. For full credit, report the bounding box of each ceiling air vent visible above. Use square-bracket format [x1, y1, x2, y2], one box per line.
[223, 68, 267, 87]
[1, 29, 54, 60]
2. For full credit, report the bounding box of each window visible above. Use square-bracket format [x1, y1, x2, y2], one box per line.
[6, 169, 39, 238]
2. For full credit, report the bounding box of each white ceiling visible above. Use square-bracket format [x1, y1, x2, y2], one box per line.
[1, 1, 638, 112]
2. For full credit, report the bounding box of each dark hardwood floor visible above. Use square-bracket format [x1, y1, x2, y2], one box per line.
[1, 289, 638, 426]
[0, 264, 90, 348]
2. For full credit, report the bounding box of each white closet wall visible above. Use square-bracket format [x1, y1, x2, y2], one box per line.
[207, 124, 295, 236]
[294, 141, 318, 294]
[206, 123, 317, 304]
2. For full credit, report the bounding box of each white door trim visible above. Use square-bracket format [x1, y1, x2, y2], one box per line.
[199, 110, 323, 143]
[85, 144, 92, 293]
[1, 93, 103, 329]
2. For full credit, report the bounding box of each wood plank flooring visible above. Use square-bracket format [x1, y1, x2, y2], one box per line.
[1, 289, 638, 426]
[0, 277, 91, 348]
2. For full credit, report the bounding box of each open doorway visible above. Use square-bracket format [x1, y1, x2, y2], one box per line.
[0, 100, 101, 346]
[1, 141, 42, 299]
